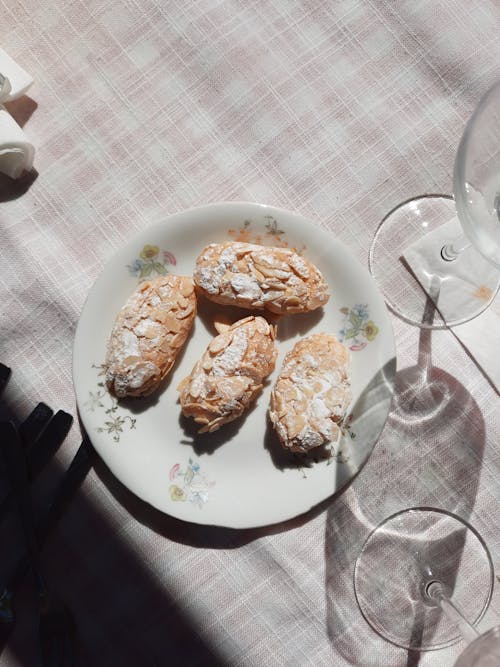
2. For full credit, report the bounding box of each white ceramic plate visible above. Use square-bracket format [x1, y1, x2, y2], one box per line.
[73, 202, 396, 528]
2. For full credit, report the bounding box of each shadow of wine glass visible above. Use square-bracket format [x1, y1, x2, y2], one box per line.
[323, 296, 486, 666]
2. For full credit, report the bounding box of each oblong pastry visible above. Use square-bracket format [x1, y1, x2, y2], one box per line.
[193, 242, 329, 315]
[178, 316, 277, 433]
[269, 333, 351, 452]
[105, 275, 196, 398]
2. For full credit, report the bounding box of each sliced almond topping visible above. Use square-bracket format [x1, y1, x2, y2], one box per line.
[214, 321, 231, 334]
[208, 333, 231, 355]
[144, 326, 160, 339]
[288, 415, 306, 439]
[235, 246, 253, 257]
[123, 355, 141, 366]
[161, 338, 173, 352]
[208, 420, 223, 433]
[252, 262, 277, 278]
[180, 280, 194, 297]
[232, 316, 254, 328]
[176, 377, 189, 392]
[189, 383, 203, 399]
[153, 308, 168, 324]
[202, 357, 213, 371]
[251, 267, 266, 282]
[177, 303, 195, 319]
[163, 314, 181, 333]
[262, 291, 285, 302]
[170, 333, 185, 348]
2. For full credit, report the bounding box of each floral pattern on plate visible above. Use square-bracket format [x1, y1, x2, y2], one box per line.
[338, 304, 379, 351]
[169, 458, 215, 509]
[228, 216, 306, 253]
[85, 365, 136, 442]
[127, 244, 176, 280]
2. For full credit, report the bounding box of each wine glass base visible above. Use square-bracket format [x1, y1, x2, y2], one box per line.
[354, 508, 493, 651]
[369, 195, 499, 329]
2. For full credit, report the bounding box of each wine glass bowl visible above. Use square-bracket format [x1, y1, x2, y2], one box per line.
[454, 82, 500, 271]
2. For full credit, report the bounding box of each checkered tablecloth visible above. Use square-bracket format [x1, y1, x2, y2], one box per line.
[2, 1, 500, 665]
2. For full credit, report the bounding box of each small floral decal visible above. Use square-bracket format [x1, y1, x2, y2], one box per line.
[169, 485, 187, 502]
[168, 458, 215, 509]
[228, 216, 305, 253]
[97, 412, 136, 442]
[127, 245, 176, 279]
[338, 304, 379, 351]
[339, 413, 356, 446]
[85, 365, 136, 443]
[325, 447, 351, 466]
[474, 285, 493, 301]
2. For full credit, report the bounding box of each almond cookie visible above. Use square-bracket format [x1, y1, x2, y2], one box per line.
[269, 333, 351, 452]
[105, 275, 196, 398]
[193, 242, 329, 315]
[178, 316, 277, 433]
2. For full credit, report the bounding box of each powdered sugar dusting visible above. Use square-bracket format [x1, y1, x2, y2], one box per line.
[212, 329, 248, 376]
[230, 273, 261, 300]
[116, 328, 140, 360]
[289, 253, 310, 279]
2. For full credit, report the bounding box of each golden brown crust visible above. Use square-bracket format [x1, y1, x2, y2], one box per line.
[269, 333, 351, 452]
[105, 275, 196, 398]
[193, 242, 329, 315]
[178, 316, 277, 433]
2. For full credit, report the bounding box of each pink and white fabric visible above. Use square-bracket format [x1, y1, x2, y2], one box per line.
[1, 1, 500, 665]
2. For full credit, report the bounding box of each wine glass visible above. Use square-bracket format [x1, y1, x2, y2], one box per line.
[370, 81, 500, 329]
[354, 508, 500, 665]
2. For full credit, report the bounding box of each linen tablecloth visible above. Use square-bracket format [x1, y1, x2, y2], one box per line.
[2, 1, 500, 665]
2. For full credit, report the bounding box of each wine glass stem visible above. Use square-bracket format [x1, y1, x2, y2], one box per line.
[441, 236, 472, 261]
[427, 581, 481, 644]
